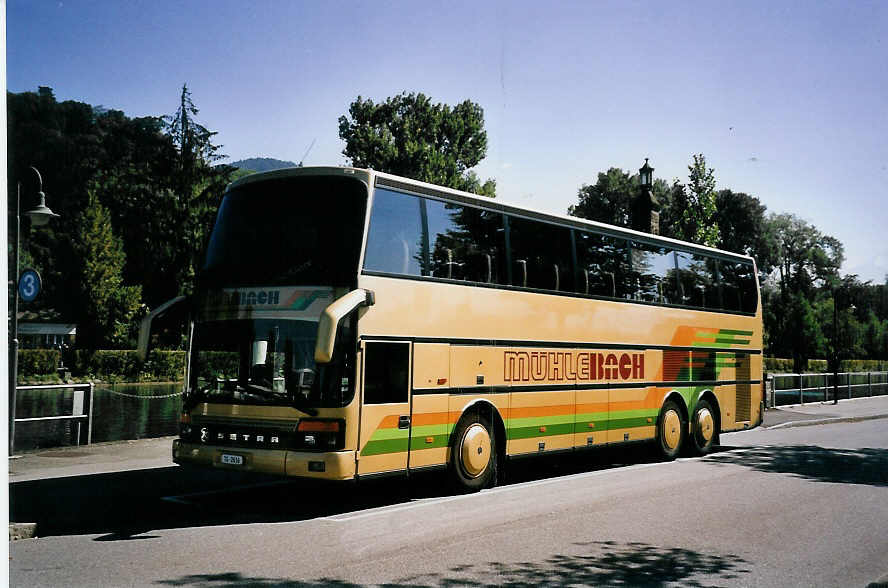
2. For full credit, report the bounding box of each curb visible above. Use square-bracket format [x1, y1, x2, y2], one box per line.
[9, 523, 37, 541]
[764, 413, 888, 430]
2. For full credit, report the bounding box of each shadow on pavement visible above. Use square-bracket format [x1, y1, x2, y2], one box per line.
[10, 443, 665, 539]
[154, 540, 750, 587]
[705, 445, 888, 487]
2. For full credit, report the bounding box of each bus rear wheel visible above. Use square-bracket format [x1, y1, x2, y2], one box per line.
[448, 412, 497, 492]
[690, 398, 718, 455]
[656, 399, 687, 460]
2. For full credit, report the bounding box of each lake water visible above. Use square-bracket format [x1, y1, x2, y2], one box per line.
[14, 383, 183, 451]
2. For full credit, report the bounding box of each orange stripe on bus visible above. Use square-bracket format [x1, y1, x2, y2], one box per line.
[411, 411, 450, 426]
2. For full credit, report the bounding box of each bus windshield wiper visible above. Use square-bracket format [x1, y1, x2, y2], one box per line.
[241, 383, 286, 401]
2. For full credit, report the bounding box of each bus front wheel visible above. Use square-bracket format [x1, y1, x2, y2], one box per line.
[448, 412, 497, 492]
[656, 399, 687, 460]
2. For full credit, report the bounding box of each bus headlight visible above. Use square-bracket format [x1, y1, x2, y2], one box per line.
[296, 419, 344, 450]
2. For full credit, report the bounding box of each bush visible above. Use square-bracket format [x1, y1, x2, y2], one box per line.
[840, 359, 887, 372]
[807, 359, 828, 373]
[764, 357, 794, 372]
[36, 349, 188, 383]
[765, 357, 887, 374]
[17, 349, 62, 377]
[143, 350, 187, 382]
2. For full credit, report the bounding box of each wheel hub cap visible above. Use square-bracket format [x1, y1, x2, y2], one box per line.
[663, 409, 681, 451]
[697, 408, 714, 443]
[461, 424, 491, 478]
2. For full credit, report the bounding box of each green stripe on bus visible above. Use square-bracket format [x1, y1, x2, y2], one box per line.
[367, 428, 411, 441]
[507, 422, 575, 440]
[693, 339, 749, 346]
[361, 437, 409, 456]
[409, 434, 450, 451]
[719, 329, 754, 336]
[608, 409, 657, 420]
[608, 416, 655, 430]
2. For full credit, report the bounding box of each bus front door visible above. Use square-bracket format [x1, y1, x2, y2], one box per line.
[357, 340, 412, 476]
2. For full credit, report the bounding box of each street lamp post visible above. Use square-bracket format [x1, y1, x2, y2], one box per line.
[832, 285, 839, 404]
[9, 167, 59, 455]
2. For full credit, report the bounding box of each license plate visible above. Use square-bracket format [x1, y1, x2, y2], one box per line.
[221, 453, 244, 466]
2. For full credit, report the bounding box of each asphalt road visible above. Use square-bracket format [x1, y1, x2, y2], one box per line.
[10, 419, 888, 587]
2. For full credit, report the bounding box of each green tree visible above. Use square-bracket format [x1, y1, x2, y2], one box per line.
[568, 167, 674, 233]
[7, 86, 235, 340]
[715, 190, 769, 257]
[787, 293, 827, 372]
[338, 92, 495, 196]
[74, 190, 142, 348]
[674, 154, 720, 246]
[767, 213, 844, 297]
[163, 84, 233, 297]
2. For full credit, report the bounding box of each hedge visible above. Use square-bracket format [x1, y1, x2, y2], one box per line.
[17, 349, 62, 377]
[17, 349, 186, 383]
[765, 357, 887, 373]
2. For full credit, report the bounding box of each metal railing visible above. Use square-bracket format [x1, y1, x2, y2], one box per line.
[12, 383, 94, 454]
[766, 372, 888, 408]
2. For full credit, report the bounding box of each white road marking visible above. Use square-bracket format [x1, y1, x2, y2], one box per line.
[323, 458, 701, 523]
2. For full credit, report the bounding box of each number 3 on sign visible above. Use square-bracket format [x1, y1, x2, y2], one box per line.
[18, 268, 42, 302]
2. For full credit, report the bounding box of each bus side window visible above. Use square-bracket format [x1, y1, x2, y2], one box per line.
[507, 215, 573, 292]
[365, 188, 423, 276]
[630, 242, 677, 304]
[425, 199, 505, 285]
[575, 231, 627, 298]
[720, 260, 756, 312]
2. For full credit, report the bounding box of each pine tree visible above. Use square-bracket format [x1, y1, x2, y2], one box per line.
[681, 154, 720, 247]
[163, 84, 233, 296]
[75, 190, 142, 348]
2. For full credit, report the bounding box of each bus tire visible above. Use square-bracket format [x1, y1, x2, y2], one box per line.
[656, 398, 687, 460]
[690, 398, 718, 456]
[448, 412, 497, 492]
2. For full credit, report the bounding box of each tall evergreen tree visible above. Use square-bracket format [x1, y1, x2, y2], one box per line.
[162, 84, 233, 297]
[676, 154, 720, 247]
[74, 190, 142, 348]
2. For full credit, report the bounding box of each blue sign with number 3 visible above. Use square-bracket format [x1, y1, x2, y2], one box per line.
[18, 268, 41, 302]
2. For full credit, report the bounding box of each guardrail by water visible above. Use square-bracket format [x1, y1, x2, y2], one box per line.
[12, 383, 94, 455]
[766, 372, 888, 408]
[12, 382, 183, 453]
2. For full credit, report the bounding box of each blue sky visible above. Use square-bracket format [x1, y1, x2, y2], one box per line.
[8, 1, 887, 282]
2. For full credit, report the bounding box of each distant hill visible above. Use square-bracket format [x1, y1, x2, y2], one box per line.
[229, 157, 298, 172]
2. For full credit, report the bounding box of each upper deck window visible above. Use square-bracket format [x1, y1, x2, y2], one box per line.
[363, 183, 758, 314]
[365, 188, 506, 284]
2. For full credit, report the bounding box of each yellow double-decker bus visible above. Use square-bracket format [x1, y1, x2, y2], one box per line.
[155, 166, 762, 492]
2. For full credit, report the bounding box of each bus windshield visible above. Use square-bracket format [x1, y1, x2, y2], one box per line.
[189, 317, 355, 409]
[201, 175, 367, 288]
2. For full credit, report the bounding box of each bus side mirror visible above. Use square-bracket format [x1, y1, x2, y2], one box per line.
[137, 296, 189, 361]
[314, 289, 375, 364]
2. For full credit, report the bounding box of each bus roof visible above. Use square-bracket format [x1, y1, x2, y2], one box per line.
[226, 165, 756, 264]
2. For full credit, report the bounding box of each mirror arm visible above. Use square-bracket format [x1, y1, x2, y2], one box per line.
[314, 289, 374, 364]
[137, 295, 188, 361]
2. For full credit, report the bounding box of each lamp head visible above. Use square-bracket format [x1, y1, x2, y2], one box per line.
[25, 191, 60, 226]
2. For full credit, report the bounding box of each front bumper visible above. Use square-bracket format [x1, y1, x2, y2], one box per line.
[172, 439, 356, 480]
